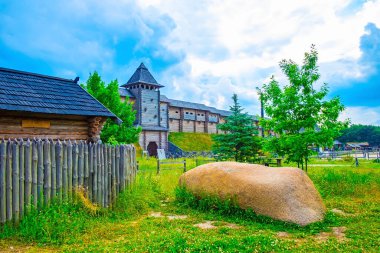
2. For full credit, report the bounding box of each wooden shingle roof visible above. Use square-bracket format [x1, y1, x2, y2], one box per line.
[0, 67, 117, 119]
[122, 63, 164, 88]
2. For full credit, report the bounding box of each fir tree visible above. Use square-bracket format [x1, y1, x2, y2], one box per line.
[212, 94, 261, 162]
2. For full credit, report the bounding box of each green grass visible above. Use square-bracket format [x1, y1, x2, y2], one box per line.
[168, 132, 215, 151]
[0, 158, 379, 252]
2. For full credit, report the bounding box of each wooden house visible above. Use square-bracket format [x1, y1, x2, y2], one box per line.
[0, 67, 118, 141]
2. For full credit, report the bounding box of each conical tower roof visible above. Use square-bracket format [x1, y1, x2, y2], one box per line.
[122, 63, 163, 88]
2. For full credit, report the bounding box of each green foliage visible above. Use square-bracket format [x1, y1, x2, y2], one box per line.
[0, 200, 94, 245]
[259, 45, 348, 170]
[338, 124, 380, 146]
[82, 72, 141, 144]
[212, 94, 261, 162]
[113, 173, 162, 216]
[168, 132, 215, 151]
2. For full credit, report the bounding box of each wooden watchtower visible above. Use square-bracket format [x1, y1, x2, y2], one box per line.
[120, 63, 169, 156]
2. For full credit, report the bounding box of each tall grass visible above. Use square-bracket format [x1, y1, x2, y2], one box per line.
[0, 200, 95, 245]
[310, 168, 380, 197]
[0, 171, 166, 245]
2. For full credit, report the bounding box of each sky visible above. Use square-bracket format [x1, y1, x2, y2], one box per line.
[0, 0, 379, 125]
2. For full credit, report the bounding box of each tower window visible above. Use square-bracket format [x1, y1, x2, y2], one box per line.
[175, 111, 178, 113]
[144, 107, 147, 112]
[151, 98, 154, 102]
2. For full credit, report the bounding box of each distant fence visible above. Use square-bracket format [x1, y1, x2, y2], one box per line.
[312, 150, 380, 160]
[0, 139, 137, 224]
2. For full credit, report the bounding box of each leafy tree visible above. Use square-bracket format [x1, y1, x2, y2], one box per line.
[338, 124, 380, 146]
[212, 94, 261, 162]
[259, 45, 348, 171]
[82, 72, 141, 144]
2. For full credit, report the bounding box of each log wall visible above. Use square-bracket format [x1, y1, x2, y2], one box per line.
[0, 114, 106, 141]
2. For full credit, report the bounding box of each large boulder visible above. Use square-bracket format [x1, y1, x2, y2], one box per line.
[179, 162, 325, 226]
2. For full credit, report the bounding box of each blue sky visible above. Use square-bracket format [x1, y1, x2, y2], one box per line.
[1, 0, 379, 125]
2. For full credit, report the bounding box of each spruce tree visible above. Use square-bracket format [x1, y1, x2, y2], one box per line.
[212, 94, 261, 162]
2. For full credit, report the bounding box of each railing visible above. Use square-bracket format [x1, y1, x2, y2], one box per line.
[157, 159, 186, 174]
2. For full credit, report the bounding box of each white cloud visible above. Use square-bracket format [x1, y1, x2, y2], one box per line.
[340, 106, 380, 125]
[139, 0, 380, 115]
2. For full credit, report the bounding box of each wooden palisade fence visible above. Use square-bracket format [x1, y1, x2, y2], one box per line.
[0, 139, 137, 224]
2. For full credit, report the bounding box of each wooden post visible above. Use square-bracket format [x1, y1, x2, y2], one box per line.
[31, 140, 38, 207]
[107, 145, 112, 206]
[124, 146, 129, 187]
[101, 144, 105, 207]
[50, 140, 56, 200]
[183, 159, 186, 172]
[0, 140, 6, 223]
[97, 143, 102, 205]
[12, 140, 20, 223]
[56, 140, 62, 202]
[157, 159, 160, 174]
[6, 140, 12, 221]
[103, 145, 108, 207]
[43, 140, 51, 206]
[87, 142, 93, 201]
[67, 140, 73, 200]
[62, 141, 68, 200]
[78, 141, 84, 187]
[92, 143, 97, 203]
[84, 142, 89, 189]
[115, 146, 120, 194]
[94, 143, 99, 203]
[72, 142, 78, 188]
[126, 146, 132, 188]
[111, 146, 116, 205]
[19, 139, 24, 218]
[24, 140, 32, 212]
[120, 146, 125, 191]
[276, 158, 282, 167]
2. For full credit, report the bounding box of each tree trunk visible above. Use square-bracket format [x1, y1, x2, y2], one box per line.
[305, 157, 308, 173]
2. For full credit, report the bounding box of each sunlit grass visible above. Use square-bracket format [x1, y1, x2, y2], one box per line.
[0, 157, 379, 252]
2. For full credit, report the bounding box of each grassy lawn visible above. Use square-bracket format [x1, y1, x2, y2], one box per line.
[168, 132, 215, 151]
[0, 159, 379, 252]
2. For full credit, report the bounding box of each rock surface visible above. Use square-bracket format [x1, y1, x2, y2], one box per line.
[179, 162, 326, 226]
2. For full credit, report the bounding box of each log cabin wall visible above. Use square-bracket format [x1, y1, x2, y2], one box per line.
[169, 119, 180, 132]
[0, 112, 106, 141]
[207, 122, 217, 134]
[140, 87, 160, 127]
[160, 102, 168, 129]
